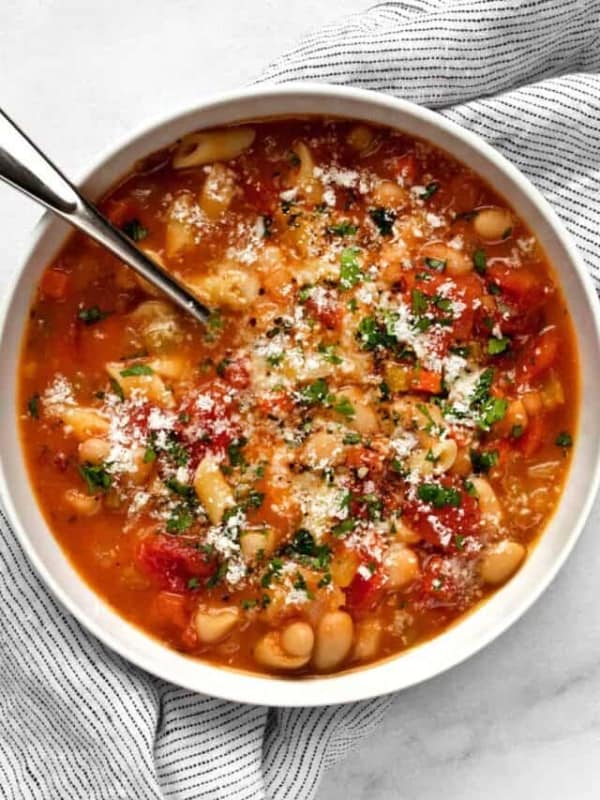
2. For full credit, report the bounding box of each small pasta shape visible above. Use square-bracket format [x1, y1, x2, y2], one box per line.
[371, 180, 408, 208]
[289, 141, 323, 204]
[199, 163, 237, 219]
[471, 476, 503, 529]
[254, 630, 311, 670]
[346, 124, 375, 153]
[148, 355, 189, 381]
[105, 362, 174, 408]
[187, 266, 259, 311]
[337, 386, 379, 434]
[61, 407, 110, 440]
[165, 193, 198, 257]
[240, 529, 277, 562]
[194, 455, 235, 524]
[128, 300, 184, 352]
[64, 489, 102, 516]
[299, 430, 345, 468]
[173, 127, 255, 169]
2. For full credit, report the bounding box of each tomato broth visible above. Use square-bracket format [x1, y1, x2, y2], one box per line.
[19, 118, 578, 676]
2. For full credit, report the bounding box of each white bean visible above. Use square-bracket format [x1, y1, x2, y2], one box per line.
[480, 541, 526, 585]
[194, 607, 240, 644]
[383, 543, 420, 589]
[473, 207, 513, 242]
[280, 621, 315, 658]
[254, 631, 310, 670]
[312, 610, 354, 672]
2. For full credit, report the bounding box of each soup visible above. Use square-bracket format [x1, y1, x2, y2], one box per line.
[19, 118, 578, 676]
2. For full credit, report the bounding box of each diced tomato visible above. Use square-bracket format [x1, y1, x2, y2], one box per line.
[137, 534, 216, 593]
[256, 392, 294, 419]
[516, 414, 545, 458]
[402, 477, 481, 548]
[412, 555, 460, 609]
[177, 382, 241, 467]
[305, 292, 342, 330]
[344, 569, 383, 616]
[487, 264, 551, 310]
[345, 446, 386, 477]
[389, 153, 417, 185]
[450, 273, 482, 340]
[40, 268, 69, 300]
[515, 327, 559, 383]
[151, 591, 189, 629]
[409, 368, 442, 394]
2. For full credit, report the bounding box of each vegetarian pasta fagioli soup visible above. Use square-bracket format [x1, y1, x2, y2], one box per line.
[19, 118, 578, 676]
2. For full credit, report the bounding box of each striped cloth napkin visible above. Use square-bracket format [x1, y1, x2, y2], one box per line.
[2, 1, 599, 798]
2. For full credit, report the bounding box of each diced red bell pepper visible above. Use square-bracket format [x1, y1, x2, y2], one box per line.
[409, 368, 442, 394]
[515, 327, 559, 383]
[40, 268, 69, 300]
[344, 569, 383, 616]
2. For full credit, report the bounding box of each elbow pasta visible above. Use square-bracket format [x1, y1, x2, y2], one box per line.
[20, 117, 577, 677]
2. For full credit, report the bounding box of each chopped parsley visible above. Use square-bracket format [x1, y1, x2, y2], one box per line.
[333, 396, 355, 419]
[473, 249, 487, 275]
[121, 218, 148, 241]
[511, 424, 524, 439]
[120, 363, 154, 377]
[331, 518, 356, 537]
[318, 342, 342, 364]
[299, 378, 330, 405]
[470, 448, 499, 474]
[27, 394, 40, 419]
[328, 220, 357, 237]
[421, 182, 439, 200]
[424, 257, 446, 271]
[339, 247, 363, 289]
[369, 206, 397, 235]
[343, 431, 362, 445]
[109, 377, 125, 401]
[216, 358, 232, 376]
[487, 337, 510, 355]
[79, 463, 112, 495]
[227, 437, 248, 468]
[77, 305, 110, 325]
[166, 505, 194, 534]
[555, 431, 573, 448]
[417, 482, 461, 508]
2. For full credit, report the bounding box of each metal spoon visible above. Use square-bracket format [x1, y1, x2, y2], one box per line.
[0, 107, 210, 325]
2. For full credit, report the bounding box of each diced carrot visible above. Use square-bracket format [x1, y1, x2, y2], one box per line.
[516, 327, 559, 383]
[103, 198, 138, 227]
[152, 591, 189, 629]
[409, 368, 442, 394]
[488, 264, 549, 309]
[517, 414, 545, 458]
[40, 268, 69, 300]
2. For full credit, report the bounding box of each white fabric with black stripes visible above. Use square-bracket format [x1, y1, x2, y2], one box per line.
[1, 1, 598, 798]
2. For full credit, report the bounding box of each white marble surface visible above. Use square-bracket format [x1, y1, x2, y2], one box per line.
[1, 2, 599, 798]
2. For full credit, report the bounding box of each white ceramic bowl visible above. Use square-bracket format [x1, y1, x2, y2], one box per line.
[1, 84, 599, 707]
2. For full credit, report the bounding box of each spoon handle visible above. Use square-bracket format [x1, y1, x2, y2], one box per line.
[0, 108, 210, 325]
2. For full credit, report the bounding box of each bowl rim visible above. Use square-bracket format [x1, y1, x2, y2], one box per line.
[1, 82, 599, 707]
